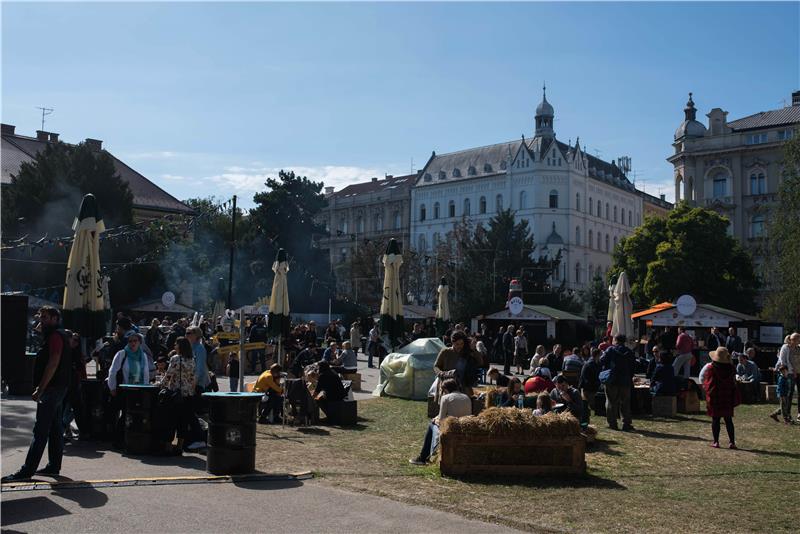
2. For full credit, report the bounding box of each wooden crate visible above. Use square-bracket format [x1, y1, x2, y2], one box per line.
[677, 391, 701, 413]
[439, 433, 586, 477]
[342, 373, 361, 391]
[652, 396, 677, 417]
[763, 384, 778, 403]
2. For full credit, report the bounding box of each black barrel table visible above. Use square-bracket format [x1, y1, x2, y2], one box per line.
[81, 378, 108, 439]
[119, 384, 164, 455]
[202, 392, 262, 475]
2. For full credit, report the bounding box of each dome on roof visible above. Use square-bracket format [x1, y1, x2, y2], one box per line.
[536, 93, 554, 117]
[545, 221, 564, 245]
[674, 119, 707, 140]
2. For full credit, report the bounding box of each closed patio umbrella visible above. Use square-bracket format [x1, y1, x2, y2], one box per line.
[611, 272, 634, 341]
[379, 238, 404, 348]
[435, 277, 450, 337]
[62, 194, 107, 341]
[606, 282, 616, 323]
[268, 248, 290, 366]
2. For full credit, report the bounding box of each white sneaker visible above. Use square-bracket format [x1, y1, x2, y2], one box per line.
[186, 441, 207, 451]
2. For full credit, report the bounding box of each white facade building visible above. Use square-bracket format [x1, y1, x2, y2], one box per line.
[410, 89, 644, 291]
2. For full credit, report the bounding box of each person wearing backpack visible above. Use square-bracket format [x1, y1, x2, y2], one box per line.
[599, 334, 636, 431]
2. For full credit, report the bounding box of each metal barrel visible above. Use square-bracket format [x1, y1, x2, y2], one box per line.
[202, 392, 262, 475]
[120, 384, 161, 455]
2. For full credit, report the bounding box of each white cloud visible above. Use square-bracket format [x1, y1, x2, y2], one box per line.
[161, 173, 187, 181]
[123, 150, 182, 160]
[208, 164, 385, 194]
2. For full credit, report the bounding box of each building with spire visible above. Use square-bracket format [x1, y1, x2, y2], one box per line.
[410, 87, 645, 294]
[667, 90, 800, 283]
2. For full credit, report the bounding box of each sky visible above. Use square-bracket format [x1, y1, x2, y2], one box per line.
[3, 1, 798, 209]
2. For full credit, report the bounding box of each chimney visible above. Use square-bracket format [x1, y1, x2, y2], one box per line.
[660, 194, 666, 201]
[1, 123, 15, 135]
[385, 174, 393, 179]
[371, 177, 378, 182]
[324, 186, 334, 196]
[36, 130, 49, 141]
[49, 132, 59, 143]
[85, 138, 103, 151]
[793, 90, 800, 107]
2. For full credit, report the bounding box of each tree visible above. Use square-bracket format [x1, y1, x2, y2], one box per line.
[581, 274, 609, 322]
[611, 202, 759, 313]
[764, 135, 800, 329]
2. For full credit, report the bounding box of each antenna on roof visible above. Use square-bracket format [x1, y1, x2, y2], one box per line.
[410, 157, 414, 174]
[779, 97, 789, 108]
[593, 148, 602, 158]
[35, 106, 54, 131]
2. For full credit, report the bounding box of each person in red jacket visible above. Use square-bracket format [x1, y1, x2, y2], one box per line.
[703, 347, 740, 449]
[524, 367, 555, 395]
[673, 326, 695, 379]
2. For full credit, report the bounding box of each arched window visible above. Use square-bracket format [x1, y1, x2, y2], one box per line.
[393, 210, 401, 229]
[463, 198, 471, 216]
[576, 193, 581, 211]
[597, 200, 601, 216]
[420, 204, 426, 221]
[452, 168, 461, 178]
[575, 262, 581, 284]
[712, 169, 729, 198]
[448, 200, 455, 218]
[628, 211, 632, 226]
[589, 197, 594, 215]
[620, 208, 625, 226]
[418, 234, 427, 251]
[433, 232, 440, 248]
[605, 203, 610, 220]
[356, 216, 364, 233]
[340, 218, 348, 234]
[549, 189, 559, 209]
[613, 236, 618, 249]
[519, 190, 527, 210]
[433, 202, 440, 219]
[496, 194, 503, 212]
[605, 234, 610, 251]
[751, 214, 765, 237]
[575, 226, 581, 246]
[750, 172, 767, 195]
[588, 229, 593, 249]
[374, 214, 382, 232]
[479, 196, 487, 214]
[613, 206, 618, 222]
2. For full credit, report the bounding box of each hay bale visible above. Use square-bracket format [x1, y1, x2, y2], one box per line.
[440, 407, 581, 439]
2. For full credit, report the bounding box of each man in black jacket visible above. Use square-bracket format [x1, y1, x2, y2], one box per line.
[3, 307, 71, 481]
[599, 334, 636, 432]
[725, 327, 744, 354]
[579, 348, 602, 427]
[502, 325, 515, 375]
[706, 327, 725, 352]
[247, 316, 268, 374]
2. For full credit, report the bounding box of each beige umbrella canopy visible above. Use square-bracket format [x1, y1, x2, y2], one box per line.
[268, 248, 290, 338]
[611, 271, 634, 341]
[606, 283, 616, 323]
[435, 277, 450, 337]
[62, 194, 107, 340]
[380, 238, 404, 346]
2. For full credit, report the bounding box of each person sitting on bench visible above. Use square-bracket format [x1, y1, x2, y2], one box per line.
[254, 363, 284, 424]
[409, 378, 471, 465]
[332, 341, 358, 375]
[314, 361, 347, 418]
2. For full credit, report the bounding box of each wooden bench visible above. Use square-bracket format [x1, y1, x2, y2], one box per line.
[651, 395, 677, 417]
[677, 391, 700, 413]
[341, 373, 362, 391]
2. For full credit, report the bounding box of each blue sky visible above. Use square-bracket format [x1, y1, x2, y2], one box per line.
[3, 2, 798, 208]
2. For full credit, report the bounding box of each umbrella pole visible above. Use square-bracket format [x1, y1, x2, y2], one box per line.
[238, 308, 245, 393]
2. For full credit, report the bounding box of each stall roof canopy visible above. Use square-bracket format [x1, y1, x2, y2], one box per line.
[631, 301, 757, 325]
[130, 299, 197, 315]
[481, 305, 586, 322]
[373, 305, 436, 320]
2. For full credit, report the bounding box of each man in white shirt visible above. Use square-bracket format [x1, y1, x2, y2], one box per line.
[367, 326, 380, 368]
[409, 379, 471, 465]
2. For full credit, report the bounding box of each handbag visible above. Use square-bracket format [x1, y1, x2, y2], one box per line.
[599, 369, 614, 384]
[158, 356, 184, 406]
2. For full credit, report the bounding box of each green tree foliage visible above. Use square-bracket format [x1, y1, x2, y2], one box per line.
[581, 274, 609, 321]
[611, 202, 759, 313]
[764, 135, 800, 329]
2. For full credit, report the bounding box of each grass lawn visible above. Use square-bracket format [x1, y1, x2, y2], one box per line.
[254, 398, 800, 533]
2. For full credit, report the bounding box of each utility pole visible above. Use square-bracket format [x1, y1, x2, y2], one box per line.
[227, 195, 237, 309]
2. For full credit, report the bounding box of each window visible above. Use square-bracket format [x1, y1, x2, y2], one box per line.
[423, 173, 432, 182]
[575, 262, 581, 284]
[745, 133, 768, 145]
[575, 226, 581, 246]
[453, 168, 461, 178]
[613, 236, 618, 249]
[558, 158, 562, 166]
[463, 198, 471, 216]
[340, 219, 348, 234]
[496, 194, 503, 212]
[549, 189, 559, 209]
[576, 193, 581, 211]
[433, 233, 440, 248]
[393, 210, 401, 229]
[500, 161, 507, 170]
[588, 230, 593, 249]
[433, 202, 440, 219]
[438, 171, 446, 180]
[628, 211, 632, 226]
[750, 172, 767, 195]
[448, 200, 455, 218]
[778, 129, 794, 141]
[712, 171, 728, 198]
[468, 166, 476, 176]
[620, 208, 625, 226]
[597, 200, 602, 216]
[420, 205, 426, 221]
[418, 234, 427, 251]
[479, 196, 487, 214]
[340, 248, 348, 263]
[589, 197, 593, 215]
[751, 214, 765, 238]
[613, 206, 617, 222]
[519, 190, 527, 209]
[605, 203, 610, 220]
[484, 163, 493, 172]
[605, 234, 609, 251]
[374, 214, 382, 232]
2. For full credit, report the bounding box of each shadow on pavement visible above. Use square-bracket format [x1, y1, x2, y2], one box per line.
[232, 478, 305, 491]
[0, 495, 71, 527]
[134, 453, 208, 471]
[0, 402, 37, 451]
[50, 485, 109, 509]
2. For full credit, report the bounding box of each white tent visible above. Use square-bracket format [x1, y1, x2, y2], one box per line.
[373, 337, 445, 400]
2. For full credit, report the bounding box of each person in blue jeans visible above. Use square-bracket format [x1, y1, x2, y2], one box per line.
[3, 306, 72, 481]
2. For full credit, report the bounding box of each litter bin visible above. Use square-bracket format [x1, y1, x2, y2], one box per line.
[81, 378, 108, 439]
[120, 384, 161, 455]
[202, 392, 261, 475]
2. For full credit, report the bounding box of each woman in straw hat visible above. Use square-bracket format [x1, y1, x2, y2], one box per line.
[703, 347, 741, 449]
